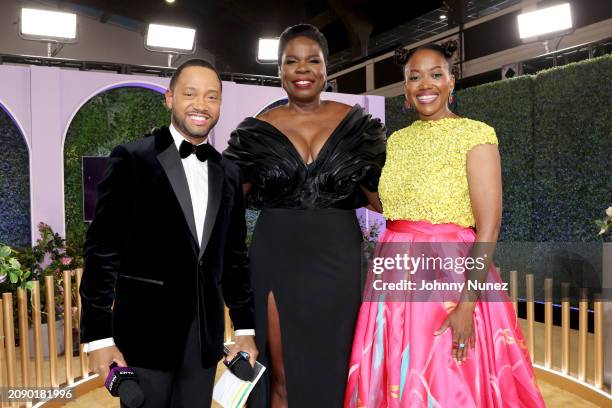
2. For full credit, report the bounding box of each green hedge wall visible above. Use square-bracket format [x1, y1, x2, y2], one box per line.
[384, 54, 612, 242]
[64, 87, 170, 250]
[456, 77, 535, 242]
[383, 94, 419, 137]
[0, 108, 31, 247]
[532, 56, 612, 242]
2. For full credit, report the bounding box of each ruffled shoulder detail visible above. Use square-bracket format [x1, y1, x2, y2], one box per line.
[223, 105, 386, 209]
[317, 105, 386, 205]
[223, 117, 306, 208]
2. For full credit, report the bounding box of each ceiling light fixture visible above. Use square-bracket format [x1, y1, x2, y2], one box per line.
[19, 8, 78, 57]
[257, 38, 280, 64]
[517, 3, 572, 39]
[145, 23, 196, 66]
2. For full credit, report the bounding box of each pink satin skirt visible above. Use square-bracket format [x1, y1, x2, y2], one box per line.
[344, 220, 545, 407]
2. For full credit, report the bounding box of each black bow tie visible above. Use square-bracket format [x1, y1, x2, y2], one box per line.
[179, 140, 215, 162]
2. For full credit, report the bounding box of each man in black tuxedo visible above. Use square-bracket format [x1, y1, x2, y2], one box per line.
[80, 59, 257, 407]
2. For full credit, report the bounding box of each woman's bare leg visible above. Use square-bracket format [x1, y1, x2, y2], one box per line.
[267, 292, 288, 408]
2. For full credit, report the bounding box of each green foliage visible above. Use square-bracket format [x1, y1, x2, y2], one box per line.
[24, 222, 82, 278]
[0, 222, 83, 325]
[63, 87, 170, 250]
[0, 244, 33, 290]
[384, 96, 420, 137]
[531, 55, 612, 242]
[0, 108, 31, 247]
[384, 54, 612, 242]
[594, 206, 612, 236]
[456, 76, 535, 242]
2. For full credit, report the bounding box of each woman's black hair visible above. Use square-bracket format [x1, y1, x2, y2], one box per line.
[277, 24, 329, 66]
[394, 40, 458, 71]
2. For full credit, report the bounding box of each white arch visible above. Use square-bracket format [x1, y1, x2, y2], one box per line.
[0, 98, 35, 245]
[59, 81, 167, 236]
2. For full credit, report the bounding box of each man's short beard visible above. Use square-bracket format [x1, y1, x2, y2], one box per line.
[172, 111, 217, 140]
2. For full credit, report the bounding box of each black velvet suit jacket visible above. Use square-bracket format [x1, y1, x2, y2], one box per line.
[80, 126, 254, 370]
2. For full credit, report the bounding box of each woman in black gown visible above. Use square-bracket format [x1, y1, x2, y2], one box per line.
[223, 24, 385, 407]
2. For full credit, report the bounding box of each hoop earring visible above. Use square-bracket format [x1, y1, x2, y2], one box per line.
[403, 97, 413, 111]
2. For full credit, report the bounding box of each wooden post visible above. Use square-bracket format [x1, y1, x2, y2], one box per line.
[578, 288, 588, 381]
[525, 274, 535, 362]
[2, 294, 17, 389]
[544, 278, 553, 368]
[31, 281, 44, 386]
[75, 268, 88, 377]
[509, 270, 518, 316]
[561, 282, 570, 374]
[63, 271, 74, 385]
[17, 287, 30, 387]
[44, 275, 58, 387]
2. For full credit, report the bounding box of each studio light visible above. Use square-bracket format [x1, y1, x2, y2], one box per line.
[20, 8, 77, 43]
[257, 38, 280, 63]
[145, 23, 196, 67]
[145, 23, 196, 53]
[439, 15, 447, 20]
[517, 3, 572, 39]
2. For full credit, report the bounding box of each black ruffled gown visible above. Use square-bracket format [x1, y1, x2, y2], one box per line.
[223, 105, 386, 407]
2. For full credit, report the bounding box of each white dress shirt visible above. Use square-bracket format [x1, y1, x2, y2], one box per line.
[84, 124, 253, 353]
[170, 124, 209, 246]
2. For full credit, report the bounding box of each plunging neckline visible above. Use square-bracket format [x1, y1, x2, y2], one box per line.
[250, 104, 358, 167]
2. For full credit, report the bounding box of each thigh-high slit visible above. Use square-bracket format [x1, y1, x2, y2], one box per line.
[247, 208, 363, 408]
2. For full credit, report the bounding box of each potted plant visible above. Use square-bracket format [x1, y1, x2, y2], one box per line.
[0, 244, 34, 290]
[0, 243, 37, 355]
[10, 223, 83, 357]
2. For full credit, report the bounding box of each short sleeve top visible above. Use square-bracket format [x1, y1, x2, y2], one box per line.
[379, 117, 498, 227]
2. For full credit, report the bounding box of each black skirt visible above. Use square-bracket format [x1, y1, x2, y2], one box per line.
[248, 208, 363, 407]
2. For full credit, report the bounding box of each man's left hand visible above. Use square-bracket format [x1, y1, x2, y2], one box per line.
[225, 335, 258, 367]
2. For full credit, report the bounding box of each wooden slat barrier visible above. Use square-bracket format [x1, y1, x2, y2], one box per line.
[578, 288, 588, 382]
[63, 271, 74, 386]
[224, 306, 233, 344]
[506, 273, 609, 398]
[2, 294, 17, 390]
[0, 298, 6, 402]
[32, 281, 44, 386]
[509, 270, 518, 317]
[544, 278, 553, 369]
[0, 269, 607, 406]
[594, 297, 603, 389]
[44, 275, 59, 388]
[17, 288, 30, 388]
[75, 269, 88, 378]
[561, 282, 570, 375]
[525, 274, 535, 362]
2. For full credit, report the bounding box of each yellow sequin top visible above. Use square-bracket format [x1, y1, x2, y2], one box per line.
[379, 117, 498, 227]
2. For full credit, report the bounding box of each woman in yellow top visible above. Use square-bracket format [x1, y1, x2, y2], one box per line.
[344, 43, 545, 407]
